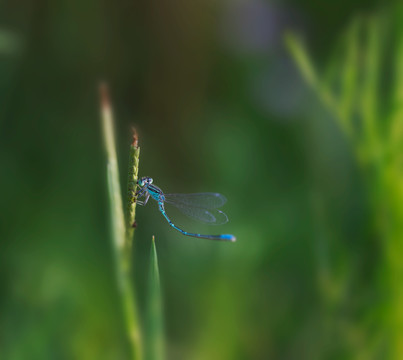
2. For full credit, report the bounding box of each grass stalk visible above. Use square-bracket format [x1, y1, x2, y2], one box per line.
[100, 83, 143, 360]
[126, 127, 141, 265]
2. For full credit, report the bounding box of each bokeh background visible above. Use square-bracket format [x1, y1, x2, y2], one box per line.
[2, 0, 403, 359]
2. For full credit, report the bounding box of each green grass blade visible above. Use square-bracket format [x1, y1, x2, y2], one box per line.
[360, 16, 382, 162]
[285, 32, 353, 138]
[101, 85, 125, 251]
[145, 236, 164, 360]
[389, 18, 403, 157]
[340, 18, 360, 123]
[284, 32, 319, 89]
[100, 83, 143, 360]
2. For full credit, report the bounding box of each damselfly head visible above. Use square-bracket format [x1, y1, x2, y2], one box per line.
[138, 176, 153, 187]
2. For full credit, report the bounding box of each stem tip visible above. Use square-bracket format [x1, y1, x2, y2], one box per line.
[131, 126, 139, 148]
[99, 81, 110, 110]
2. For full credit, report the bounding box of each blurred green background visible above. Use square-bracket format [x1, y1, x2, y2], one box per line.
[2, 0, 403, 359]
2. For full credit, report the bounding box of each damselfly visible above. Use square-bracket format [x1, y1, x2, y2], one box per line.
[136, 177, 236, 242]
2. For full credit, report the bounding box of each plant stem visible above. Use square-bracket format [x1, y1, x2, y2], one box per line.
[100, 82, 143, 360]
[126, 127, 141, 265]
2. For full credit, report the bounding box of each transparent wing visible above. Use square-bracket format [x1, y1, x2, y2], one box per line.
[163, 193, 227, 209]
[167, 203, 229, 225]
